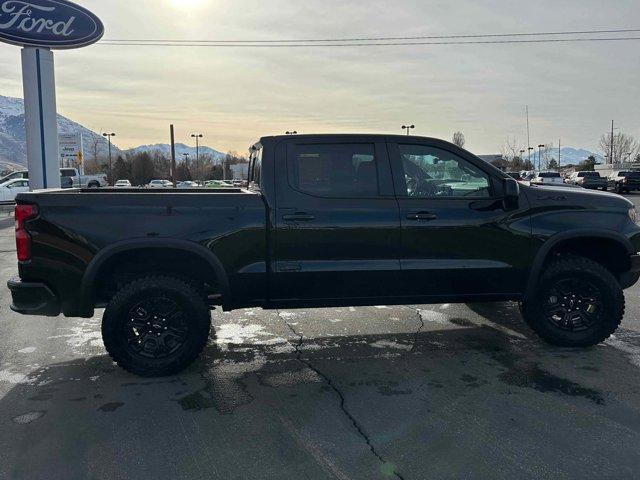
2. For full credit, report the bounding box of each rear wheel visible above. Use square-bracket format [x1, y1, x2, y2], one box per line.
[102, 276, 211, 377]
[522, 256, 623, 347]
[87, 181, 100, 189]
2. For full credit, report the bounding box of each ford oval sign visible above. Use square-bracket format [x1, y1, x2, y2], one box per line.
[0, 0, 104, 49]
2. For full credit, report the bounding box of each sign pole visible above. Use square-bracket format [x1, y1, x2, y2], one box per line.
[21, 47, 60, 190]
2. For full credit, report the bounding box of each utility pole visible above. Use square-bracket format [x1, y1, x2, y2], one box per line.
[526, 106, 531, 164]
[102, 132, 116, 185]
[610, 120, 615, 165]
[558, 139, 561, 169]
[170, 125, 176, 188]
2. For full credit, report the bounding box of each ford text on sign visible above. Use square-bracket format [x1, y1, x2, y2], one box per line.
[0, 0, 103, 49]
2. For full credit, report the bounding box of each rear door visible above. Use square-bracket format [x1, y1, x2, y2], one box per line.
[389, 140, 530, 298]
[272, 137, 401, 302]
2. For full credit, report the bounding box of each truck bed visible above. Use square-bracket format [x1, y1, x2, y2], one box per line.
[15, 187, 268, 315]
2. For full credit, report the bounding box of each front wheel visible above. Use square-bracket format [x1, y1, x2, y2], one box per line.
[522, 255, 624, 347]
[102, 276, 211, 377]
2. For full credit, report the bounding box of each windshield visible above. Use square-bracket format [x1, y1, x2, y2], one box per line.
[578, 172, 600, 178]
[539, 172, 561, 178]
[620, 171, 640, 178]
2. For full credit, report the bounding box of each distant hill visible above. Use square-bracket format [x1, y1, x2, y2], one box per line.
[124, 143, 225, 163]
[0, 95, 121, 166]
[480, 147, 605, 167]
[0, 95, 226, 169]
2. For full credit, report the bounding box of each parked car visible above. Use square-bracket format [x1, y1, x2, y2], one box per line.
[8, 134, 640, 377]
[2, 168, 108, 188]
[607, 171, 640, 193]
[204, 180, 234, 188]
[520, 171, 536, 182]
[148, 180, 174, 189]
[0, 178, 29, 202]
[114, 180, 132, 188]
[566, 171, 607, 190]
[530, 171, 564, 185]
[60, 168, 109, 188]
[177, 181, 199, 188]
[0, 170, 28, 184]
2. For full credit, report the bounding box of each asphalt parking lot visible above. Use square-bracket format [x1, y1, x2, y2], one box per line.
[1, 197, 640, 480]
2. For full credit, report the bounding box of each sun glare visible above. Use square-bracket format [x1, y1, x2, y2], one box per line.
[168, 0, 204, 8]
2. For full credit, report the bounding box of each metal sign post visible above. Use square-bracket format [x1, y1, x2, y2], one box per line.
[21, 47, 60, 189]
[0, 0, 104, 190]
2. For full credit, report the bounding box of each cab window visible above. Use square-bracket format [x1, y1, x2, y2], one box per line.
[288, 143, 379, 198]
[398, 144, 491, 198]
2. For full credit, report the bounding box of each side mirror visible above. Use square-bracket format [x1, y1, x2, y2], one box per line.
[503, 177, 520, 207]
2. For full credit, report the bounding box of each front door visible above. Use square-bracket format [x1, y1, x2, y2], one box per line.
[272, 137, 402, 302]
[389, 141, 530, 299]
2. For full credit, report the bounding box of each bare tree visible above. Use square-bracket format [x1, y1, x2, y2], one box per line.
[500, 137, 525, 162]
[452, 131, 466, 149]
[541, 143, 554, 169]
[600, 131, 639, 165]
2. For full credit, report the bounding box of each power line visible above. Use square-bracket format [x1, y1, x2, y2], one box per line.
[102, 28, 640, 44]
[99, 37, 640, 48]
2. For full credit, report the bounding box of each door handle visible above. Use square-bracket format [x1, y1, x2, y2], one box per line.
[283, 213, 316, 222]
[406, 212, 437, 221]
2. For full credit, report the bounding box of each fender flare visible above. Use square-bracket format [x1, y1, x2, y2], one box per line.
[524, 228, 634, 301]
[79, 238, 231, 309]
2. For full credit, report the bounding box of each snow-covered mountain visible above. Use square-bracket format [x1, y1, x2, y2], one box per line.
[124, 143, 225, 162]
[0, 95, 120, 166]
[555, 147, 605, 165]
[0, 95, 225, 169]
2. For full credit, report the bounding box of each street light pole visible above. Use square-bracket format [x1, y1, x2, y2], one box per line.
[102, 132, 116, 185]
[538, 144, 545, 170]
[190, 134, 203, 181]
[402, 125, 415, 136]
[190, 134, 203, 163]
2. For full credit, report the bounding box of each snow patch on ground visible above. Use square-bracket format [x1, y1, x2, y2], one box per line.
[418, 309, 450, 325]
[370, 340, 412, 351]
[48, 319, 103, 352]
[0, 369, 27, 384]
[606, 335, 640, 368]
[18, 347, 36, 354]
[215, 323, 288, 351]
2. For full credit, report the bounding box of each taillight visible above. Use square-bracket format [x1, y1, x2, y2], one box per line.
[15, 204, 38, 262]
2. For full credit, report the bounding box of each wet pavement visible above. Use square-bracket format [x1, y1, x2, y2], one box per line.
[1, 219, 640, 479]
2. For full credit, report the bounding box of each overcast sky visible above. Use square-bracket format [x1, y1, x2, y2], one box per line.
[0, 0, 639, 155]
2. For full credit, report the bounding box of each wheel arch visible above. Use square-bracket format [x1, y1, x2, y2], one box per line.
[525, 229, 634, 301]
[80, 238, 231, 311]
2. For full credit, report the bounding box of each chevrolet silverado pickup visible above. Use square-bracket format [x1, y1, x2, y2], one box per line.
[8, 134, 640, 376]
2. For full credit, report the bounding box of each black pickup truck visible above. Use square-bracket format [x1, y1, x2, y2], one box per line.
[8, 134, 640, 376]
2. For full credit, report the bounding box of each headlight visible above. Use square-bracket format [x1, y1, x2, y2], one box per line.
[629, 207, 638, 224]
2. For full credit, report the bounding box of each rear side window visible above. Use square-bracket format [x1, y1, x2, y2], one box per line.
[288, 143, 379, 198]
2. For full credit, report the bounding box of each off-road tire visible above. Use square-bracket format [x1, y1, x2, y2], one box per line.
[522, 255, 624, 347]
[102, 275, 211, 377]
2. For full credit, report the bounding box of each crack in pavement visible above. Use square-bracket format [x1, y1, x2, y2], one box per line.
[406, 308, 425, 353]
[277, 310, 406, 480]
